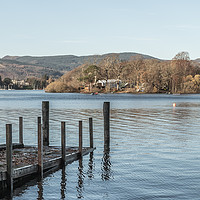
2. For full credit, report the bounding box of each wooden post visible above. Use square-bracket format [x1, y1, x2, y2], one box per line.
[38, 117, 43, 178]
[89, 118, 93, 148]
[42, 101, 49, 146]
[61, 122, 66, 166]
[103, 102, 110, 151]
[6, 124, 13, 193]
[19, 117, 23, 145]
[79, 121, 83, 157]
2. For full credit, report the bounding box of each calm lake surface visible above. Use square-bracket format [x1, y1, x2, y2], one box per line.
[1, 90, 200, 199]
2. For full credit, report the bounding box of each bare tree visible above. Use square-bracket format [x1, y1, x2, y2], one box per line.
[171, 51, 191, 93]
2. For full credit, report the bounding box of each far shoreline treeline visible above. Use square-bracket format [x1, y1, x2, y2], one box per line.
[45, 52, 200, 94]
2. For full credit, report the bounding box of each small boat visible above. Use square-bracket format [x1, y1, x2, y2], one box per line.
[91, 92, 98, 95]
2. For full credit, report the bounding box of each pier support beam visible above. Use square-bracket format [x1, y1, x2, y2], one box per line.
[89, 118, 93, 148]
[19, 117, 23, 145]
[61, 122, 66, 166]
[38, 117, 43, 178]
[103, 102, 110, 151]
[6, 124, 13, 194]
[42, 101, 49, 146]
[79, 121, 83, 157]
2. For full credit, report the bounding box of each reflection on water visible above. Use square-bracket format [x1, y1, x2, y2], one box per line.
[60, 166, 67, 200]
[87, 152, 94, 180]
[37, 180, 43, 200]
[101, 151, 113, 181]
[76, 158, 84, 199]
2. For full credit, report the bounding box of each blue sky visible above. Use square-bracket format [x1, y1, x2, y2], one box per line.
[1, 0, 200, 59]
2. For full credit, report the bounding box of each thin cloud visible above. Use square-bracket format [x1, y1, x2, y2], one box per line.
[164, 25, 200, 31]
[15, 34, 36, 39]
[62, 40, 87, 44]
[115, 36, 159, 41]
[176, 25, 200, 30]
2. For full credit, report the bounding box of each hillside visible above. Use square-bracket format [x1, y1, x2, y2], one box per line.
[0, 52, 159, 79]
[45, 52, 200, 94]
[0, 59, 63, 80]
[2, 52, 158, 71]
[195, 58, 200, 63]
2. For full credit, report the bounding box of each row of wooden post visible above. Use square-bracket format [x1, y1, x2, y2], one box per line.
[41, 101, 109, 151]
[37, 118, 94, 177]
[7, 109, 48, 148]
[6, 117, 24, 194]
[5, 101, 110, 194]
[5, 117, 95, 193]
[41, 101, 102, 150]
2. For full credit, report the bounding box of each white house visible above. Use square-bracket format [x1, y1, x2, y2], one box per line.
[97, 79, 121, 89]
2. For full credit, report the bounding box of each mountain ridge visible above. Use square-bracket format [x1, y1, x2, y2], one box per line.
[2, 52, 160, 71]
[0, 52, 170, 80]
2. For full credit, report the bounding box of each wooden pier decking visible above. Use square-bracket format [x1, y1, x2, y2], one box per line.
[0, 144, 95, 197]
[0, 101, 110, 198]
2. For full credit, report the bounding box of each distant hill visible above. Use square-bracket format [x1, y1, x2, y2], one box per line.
[195, 58, 200, 63]
[0, 52, 159, 79]
[0, 59, 63, 80]
[2, 52, 159, 71]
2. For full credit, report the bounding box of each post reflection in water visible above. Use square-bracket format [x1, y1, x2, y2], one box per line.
[76, 158, 84, 199]
[101, 150, 113, 181]
[87, 152, 94, 179]
[37, 179, 44, 200]
[60, 166, 67, 200]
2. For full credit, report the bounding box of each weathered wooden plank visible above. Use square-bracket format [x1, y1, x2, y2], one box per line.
[0, 143, 24, 151]
[12, 147, 95, 180]
[82, 147, 96, 156]
[13, 165, 38, 179]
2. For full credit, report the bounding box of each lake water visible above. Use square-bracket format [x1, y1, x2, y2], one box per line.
[1, 90, 200, 199]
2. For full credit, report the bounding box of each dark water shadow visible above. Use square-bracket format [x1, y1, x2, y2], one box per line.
[76, 158, 85, 199]
[37, 179, 44, 200]
[1, 176, 44, 200]
[0, 191, 13, 200]
[60, 166, 67, 200]
[101, 150, 113, 181]
[2, 165, 64, 199]
[87, 152, 94, 180]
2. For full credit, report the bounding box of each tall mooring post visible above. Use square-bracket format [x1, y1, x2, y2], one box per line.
[103, 102, 110, 151]
[6, 124, 13, 194]
[19, 117, 23, 145]
[79, 121, 83, 157]
[38, 117, 43, 178]
[42, 101, 49, 146]
[89, 118, 93, 148]
[61, 122, 66, 166]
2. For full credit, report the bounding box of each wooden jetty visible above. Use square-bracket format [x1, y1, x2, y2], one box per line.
[0, 101, 110, 198]
[0, 101, 99, 198]
[0, 145, 95, 197]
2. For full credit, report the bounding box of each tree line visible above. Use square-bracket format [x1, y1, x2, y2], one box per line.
[0, 75, 52, 90]
[45, 51, 200, 94]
